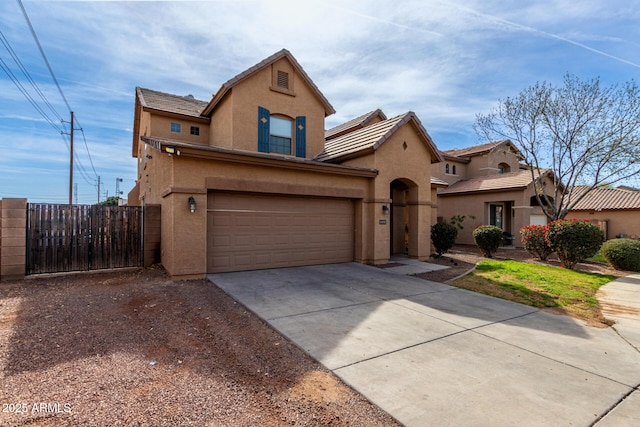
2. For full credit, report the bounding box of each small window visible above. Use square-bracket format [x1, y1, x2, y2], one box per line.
[170, 122, 181, 133]
[277, 71, 289, 89]
[190, 126, 200, 136]
[270, 116, 292, 155]
[445, 163, 450, 174]
[452, 165, 457, 175]
[498, 162, 510, 174]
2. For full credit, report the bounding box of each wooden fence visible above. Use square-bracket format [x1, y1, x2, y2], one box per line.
[26, 204, 143, 274]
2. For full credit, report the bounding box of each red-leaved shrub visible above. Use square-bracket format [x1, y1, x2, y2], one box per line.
[520, 224, 553, 260]
[544, 219, 604, 269]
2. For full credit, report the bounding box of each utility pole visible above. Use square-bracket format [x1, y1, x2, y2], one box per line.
[115, 177, 123, 199]
[68, 111, 74, 205]
[97, 176, 101, 204]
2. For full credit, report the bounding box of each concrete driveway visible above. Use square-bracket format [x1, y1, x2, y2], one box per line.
[208, 263, 640, 427]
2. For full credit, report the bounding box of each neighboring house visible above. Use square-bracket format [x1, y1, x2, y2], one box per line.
[433, 140, 555, 247]
[567, 186, 640, 239]
[128, 49, 443, 278]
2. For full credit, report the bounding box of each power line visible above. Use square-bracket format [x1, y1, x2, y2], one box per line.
[0, 28, 63, 123]
[0, 57, 63, 133]
[14, 0, 101, 200]
[16, 0, 71, 112]
[75, 120, 99, 179]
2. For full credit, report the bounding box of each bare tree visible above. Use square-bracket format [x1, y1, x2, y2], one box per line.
[475, 74, 640, 220]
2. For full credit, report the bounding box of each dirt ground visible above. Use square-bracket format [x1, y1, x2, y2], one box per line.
[0, 267, 398, 426]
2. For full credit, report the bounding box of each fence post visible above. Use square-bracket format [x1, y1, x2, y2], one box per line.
[0, 198, 27, 281]
[143, 204, 161, 267]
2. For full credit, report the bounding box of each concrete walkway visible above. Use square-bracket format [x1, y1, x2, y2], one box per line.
[208, 264, 640, 426]
[594, 274, 640, 427]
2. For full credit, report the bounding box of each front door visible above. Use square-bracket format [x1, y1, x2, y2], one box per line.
[489, 204, 503, 229]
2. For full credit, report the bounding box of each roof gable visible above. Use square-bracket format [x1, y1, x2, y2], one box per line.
[443, 140, 523, 160]
[315, 112, 443, 164]
[325, 109, 387, 140]
[201, 49, 335, 117]
[439, 169, 549, 195]
[136, 87, 209, 118]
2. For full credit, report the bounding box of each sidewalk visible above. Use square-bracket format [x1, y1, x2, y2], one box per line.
[594, 273, 640, 426]
[597, 273, 640, 351]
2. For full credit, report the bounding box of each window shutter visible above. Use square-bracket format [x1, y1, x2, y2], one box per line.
[295, 116, 306, 158]
[258, 106, 270, 152]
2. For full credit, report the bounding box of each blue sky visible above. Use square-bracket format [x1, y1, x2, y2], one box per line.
[1, 0, 638, 204]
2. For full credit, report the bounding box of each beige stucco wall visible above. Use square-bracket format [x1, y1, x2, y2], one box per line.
[129, 56, 441, 277]
[136, 142, 175, 206]
[438, 186, 549, 247]
[148, 152, 374, 278]
[209, 93, 233, 149]
[465, 145, 521, 178]
[342, 121, 436, 262]
[209, 58, 328, 159]
[567, 209, 640, 240]
[150, 115, 210, 145]
[433, 160, 467, 184]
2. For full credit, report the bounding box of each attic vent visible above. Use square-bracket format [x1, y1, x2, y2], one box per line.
[277, 71, 289, 89]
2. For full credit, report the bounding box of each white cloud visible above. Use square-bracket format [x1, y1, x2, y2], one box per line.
[2, 0, 640, 200]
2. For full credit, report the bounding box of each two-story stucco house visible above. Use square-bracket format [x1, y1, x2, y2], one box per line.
[433, 140, 555, 247]
[128, 49, 443, 278]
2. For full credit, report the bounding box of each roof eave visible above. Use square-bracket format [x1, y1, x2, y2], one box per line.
[141, 136, 378, 178]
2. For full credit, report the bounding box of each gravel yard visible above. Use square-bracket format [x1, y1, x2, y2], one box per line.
[0, 268, 398, 426]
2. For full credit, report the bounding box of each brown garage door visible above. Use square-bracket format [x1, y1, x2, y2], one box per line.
[207, 192, 354, 273]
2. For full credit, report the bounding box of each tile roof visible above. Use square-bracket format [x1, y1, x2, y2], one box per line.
[430, 176, 449, 187]
[325, 109, 387, 140]
[443, 140, 522, 159]
[136, 87, 208, 118]
[315, 112, 442, 163]
[438, 169, 541, 195]
[570, 186, 640, 210]
[201, 49, 335, 117]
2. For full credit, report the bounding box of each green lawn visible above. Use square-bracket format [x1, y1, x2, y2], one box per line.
[451, 260, 616, 324]
[586, 253, 608, 264]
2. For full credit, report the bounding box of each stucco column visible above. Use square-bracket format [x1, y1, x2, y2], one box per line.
[1, 198, 27, 281]
[371, 199, 391, 264]
[161, 191, 207, 279]
[407, 201, 432, 261]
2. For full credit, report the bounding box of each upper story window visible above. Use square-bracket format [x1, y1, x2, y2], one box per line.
[257, 106, 306, 158]
[452, 165, 457, 175]
[445, 163, 450, 174]
[269, 116, 292, 155]
[498, 162, 510, 174]
[170, 122, 181, 133]
[190, 126, 200, 136]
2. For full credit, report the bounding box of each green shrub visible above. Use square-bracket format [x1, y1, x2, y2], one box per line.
[472, 225, 503, 258]
[520, 224, 553, 260]
[431, 222, 458, 257]
[600, 239, 640, 272]
[545, 219, 604, 269]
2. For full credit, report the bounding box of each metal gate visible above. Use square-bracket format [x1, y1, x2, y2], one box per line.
[26, 204, 143, 274]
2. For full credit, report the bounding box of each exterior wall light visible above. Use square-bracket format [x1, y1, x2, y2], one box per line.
[188, 196, 196, 213]
[165, 146, 180, 156]
[382, 205, 390, 215]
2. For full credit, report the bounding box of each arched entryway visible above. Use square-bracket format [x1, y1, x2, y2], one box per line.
[390, 178, 419, 256]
